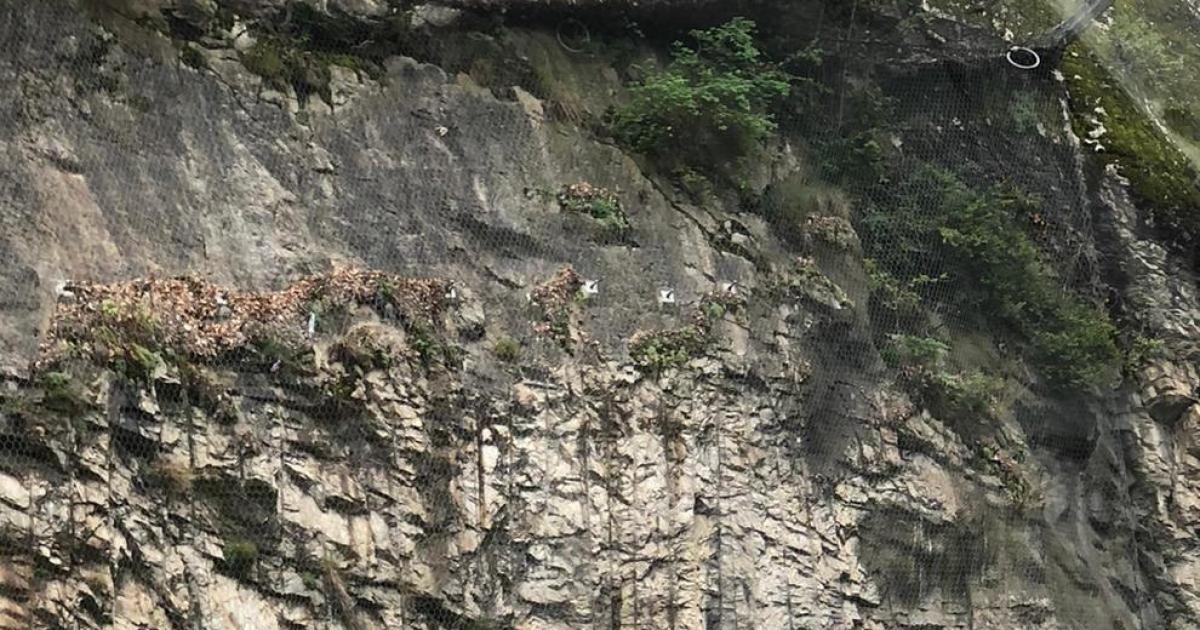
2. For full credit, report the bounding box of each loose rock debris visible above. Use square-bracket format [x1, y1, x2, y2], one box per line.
[39, 267, 451, 367]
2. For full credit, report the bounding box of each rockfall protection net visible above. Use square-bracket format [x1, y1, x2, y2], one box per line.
[0, 0, 1197, 628]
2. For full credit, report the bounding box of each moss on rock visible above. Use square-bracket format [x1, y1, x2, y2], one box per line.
[1063, 48, 1200, 245]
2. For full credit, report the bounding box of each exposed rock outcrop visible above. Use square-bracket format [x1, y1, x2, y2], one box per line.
[0, 0, 1197, 628]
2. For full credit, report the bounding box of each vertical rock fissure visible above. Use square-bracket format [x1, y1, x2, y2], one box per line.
[153, 404, 172, 627]
[183, 401, 204, 630]
[475, 409, 486, 527]
[714, 405, 726, 628]
[104, 393, 119, 625]
[579, 395, 595, 628]
[601, 395, 621, 629]
[64, 395, 80, 630]
[24, 469, 34, 630]
[504, 393, 518, 626]
[659, 392, 680, 630]
[273, 407, 287, 603]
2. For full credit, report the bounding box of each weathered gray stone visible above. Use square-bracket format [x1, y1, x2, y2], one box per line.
[0, 1, 1195, 629]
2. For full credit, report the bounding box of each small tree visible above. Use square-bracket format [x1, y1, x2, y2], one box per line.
[610, 18, 793, 166]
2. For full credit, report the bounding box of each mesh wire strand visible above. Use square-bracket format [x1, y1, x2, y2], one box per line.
[0, 0, 1193, 628]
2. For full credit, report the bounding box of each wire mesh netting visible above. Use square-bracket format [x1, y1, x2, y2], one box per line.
[1, 0, 1199, 628]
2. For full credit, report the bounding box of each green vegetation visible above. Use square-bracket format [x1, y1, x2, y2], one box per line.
[698, 291, 743, 324]
[758, 175, 853, 246]
[881, 334, 950, 373]
[45, 271, 451, 392]
[408, 323, 458, 371]
[179, 45, 208, 70]
[1, 369, 90, 419]
[882, 334, 1003, 422]
[809, 83, 892, 188]
[861, 166, 1119, 389]
[629, 291, 742, 373]
[701, 298, 729, 322]
[557, 183, 630, 230]
[805, 215, 858, 250]
[248, 329, 310, 376]
[491, 337, 521, 363]
[241, 37, 335, 103]
[1025, 303, 1119, 388]
[1123, 334, 1167, 374]
[0, 392, 31, 420]
[241, 40, 289, 82]
[301, 572, 321, 591]
[609, 18, 793, 168]
[125, 343, 165, 381]
[629, 325, 707, 372]
[926, 371, 1004, 423]
[373, 278, 400, 307]
[1009, 91, 1042, 135]
[774, 256, 854, 312]
[38, 370, 91, 414]
[675, 167, 717, 200]
[321, 368, 364, 413]
[223, 539, 259, 576]
[1063, 49, 1200, 244]
[865, 260, 934, 332]
[71, 301, 173, 383]
[817, 130, 887, 189]
[240, 33, 384, 106]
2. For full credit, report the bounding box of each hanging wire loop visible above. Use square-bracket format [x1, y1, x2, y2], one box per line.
[1006, 46, 1041, 70]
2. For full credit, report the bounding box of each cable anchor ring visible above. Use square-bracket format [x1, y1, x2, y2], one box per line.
[1006, 46, 1041, 70]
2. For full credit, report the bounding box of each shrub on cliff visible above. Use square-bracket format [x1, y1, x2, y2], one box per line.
[609, 18, 793, 167]
[862, 166, 1120, 389]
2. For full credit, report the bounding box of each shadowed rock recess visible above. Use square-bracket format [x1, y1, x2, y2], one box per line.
[1, 0, 1200, 628]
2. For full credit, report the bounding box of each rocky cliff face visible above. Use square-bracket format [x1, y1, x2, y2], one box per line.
[0, 0, 1198, 628]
